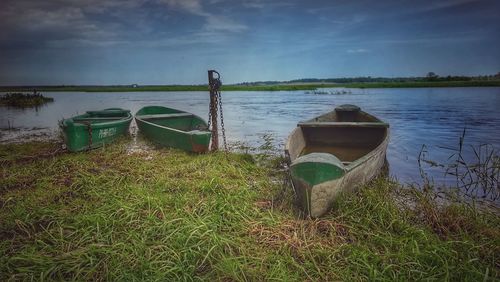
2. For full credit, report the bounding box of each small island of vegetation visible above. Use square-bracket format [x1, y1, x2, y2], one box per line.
[0, 92, 54, 108]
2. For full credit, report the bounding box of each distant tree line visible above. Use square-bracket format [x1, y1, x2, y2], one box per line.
[236, 72, 500, 86]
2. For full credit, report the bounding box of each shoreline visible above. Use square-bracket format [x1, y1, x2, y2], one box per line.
[1, 80, 500, 92]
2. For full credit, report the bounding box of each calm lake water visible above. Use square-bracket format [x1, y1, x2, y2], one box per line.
[1, 87, 499, 186]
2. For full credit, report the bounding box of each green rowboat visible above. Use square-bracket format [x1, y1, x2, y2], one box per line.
[135, 106, 211, 153]
[60, 108, 132, 152]
[285, 104, 390, 217]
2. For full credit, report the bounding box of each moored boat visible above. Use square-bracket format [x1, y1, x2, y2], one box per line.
[285, 104, 389, 217]
[60, 108, 132, 152]
[135, 106, 211, 153]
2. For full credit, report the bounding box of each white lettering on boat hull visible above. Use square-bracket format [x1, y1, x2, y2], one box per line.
[98, 128, 117, 138]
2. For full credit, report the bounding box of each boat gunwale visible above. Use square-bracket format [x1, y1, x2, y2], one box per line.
[304, 109, 382, 123]
[298, 121, 389, 128]
[61, 113, 133, 128]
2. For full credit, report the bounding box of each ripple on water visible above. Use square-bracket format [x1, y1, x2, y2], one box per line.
[1, 87, 499, 187]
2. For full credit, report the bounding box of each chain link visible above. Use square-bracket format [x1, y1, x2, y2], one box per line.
[207, 93, 216, 130]
[207, 104, 210, 129]
[218, 90, 227, 151]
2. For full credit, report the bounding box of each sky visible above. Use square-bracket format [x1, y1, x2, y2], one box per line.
[0, 0, 499, 85]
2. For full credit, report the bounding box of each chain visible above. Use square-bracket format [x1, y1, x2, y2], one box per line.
[207, 105, 210, 129]
[207, 93, 216, 130]
[217, 90, 227, 151]
[207, 109, 210, 130]
[207, 71, 227, 151]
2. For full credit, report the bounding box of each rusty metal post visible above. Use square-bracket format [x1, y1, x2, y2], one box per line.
[208, 70, 219, 151]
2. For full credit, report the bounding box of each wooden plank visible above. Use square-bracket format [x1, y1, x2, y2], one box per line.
[137, 113, 193, 119]
[298, 122, 389, 128]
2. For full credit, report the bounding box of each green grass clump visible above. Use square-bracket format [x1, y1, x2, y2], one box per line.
[329, 179, 499, 280]
[0, 142, 61, 163]
[1, 142, 498, 280]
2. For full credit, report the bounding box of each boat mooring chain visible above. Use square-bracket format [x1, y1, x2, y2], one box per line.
[207, 70, 227, 151]
[217, 90, 227, 151]
[207, 95, 215, 130]
[207, 88, 217, 135]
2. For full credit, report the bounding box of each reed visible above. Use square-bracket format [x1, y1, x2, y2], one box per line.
[418, 128, 499, 203]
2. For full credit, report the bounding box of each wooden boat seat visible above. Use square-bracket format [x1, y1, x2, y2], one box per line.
[293, 152, 345, 169]
[298, 122, 389, 128]
[137, 113, 193, 119]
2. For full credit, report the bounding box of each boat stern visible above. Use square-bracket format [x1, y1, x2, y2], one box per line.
[59, 119, 88, 152]
[190, 130, 212, 153]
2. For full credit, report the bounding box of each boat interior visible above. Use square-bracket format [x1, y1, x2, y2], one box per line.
[136, 111, 208, 132]
[299, 126, 387, 163]
[289, 105, 389, 164]
[71, 110, 131, 124]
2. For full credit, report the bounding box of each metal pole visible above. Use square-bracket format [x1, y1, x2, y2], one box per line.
[208, 70, 219, 151]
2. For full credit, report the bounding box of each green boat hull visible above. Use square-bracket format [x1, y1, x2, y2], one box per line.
[60, 108, 133, 152]
[135, 106, 211, 153]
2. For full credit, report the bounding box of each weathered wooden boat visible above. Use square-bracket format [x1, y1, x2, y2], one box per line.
[60, 108, 132, 152]
[135, 106, 211, 153]
[285, 104, 389, 217]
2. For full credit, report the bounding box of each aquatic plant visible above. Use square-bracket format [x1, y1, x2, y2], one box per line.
[306, 89, 352, 95]
[0, 92, 54, 108]
[418, 129, 499, 205]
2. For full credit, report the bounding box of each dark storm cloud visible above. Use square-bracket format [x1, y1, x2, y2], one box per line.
[0, 0, 498, 84]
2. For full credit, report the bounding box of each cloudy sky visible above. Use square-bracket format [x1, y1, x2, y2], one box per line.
[1, 0, 499, 85]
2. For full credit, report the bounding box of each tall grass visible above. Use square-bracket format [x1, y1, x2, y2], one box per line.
[418, 129, 499, 204]
[1, 141, 498, 280]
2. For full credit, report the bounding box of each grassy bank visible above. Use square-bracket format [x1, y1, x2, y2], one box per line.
[1, 141, 498, 280]
[0, 84, 333, 92]
[1, 80, 499, 92]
